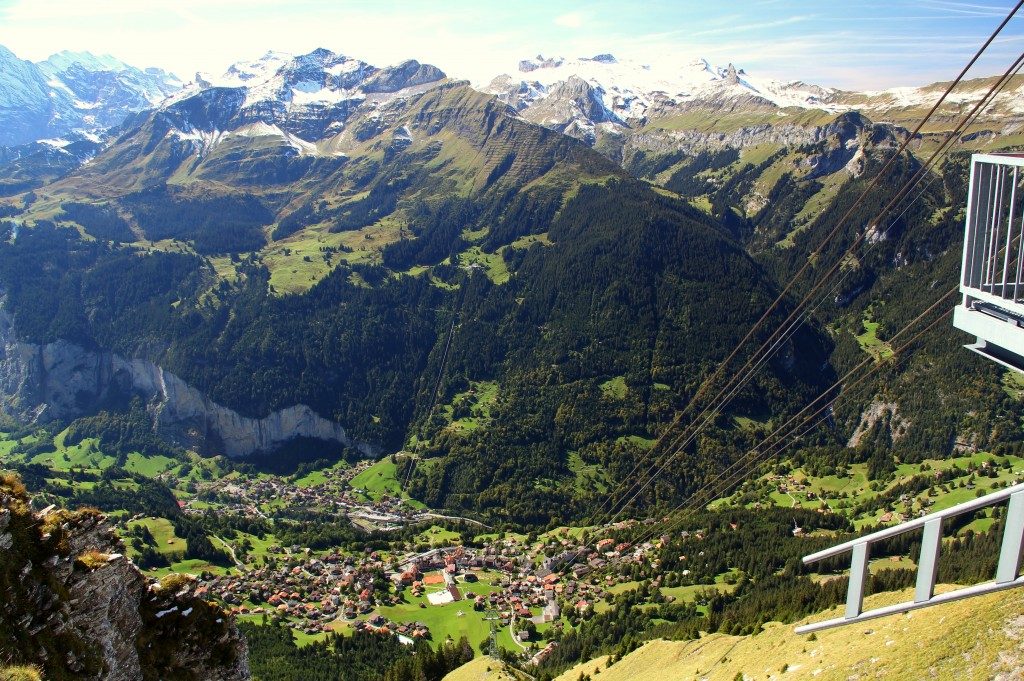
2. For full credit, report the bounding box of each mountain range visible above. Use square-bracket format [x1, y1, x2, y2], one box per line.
[0, 44, 1019, 523]
[0, 46, 181, 147]
[1, 38, 1023, 681]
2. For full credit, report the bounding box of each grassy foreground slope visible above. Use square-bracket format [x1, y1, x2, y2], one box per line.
[552, 586, 1024, 681]
[441, 656, 520, 681]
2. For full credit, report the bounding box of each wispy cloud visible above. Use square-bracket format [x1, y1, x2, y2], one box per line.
[914, 0, 1015, 16]
[689, 14, 815, 38]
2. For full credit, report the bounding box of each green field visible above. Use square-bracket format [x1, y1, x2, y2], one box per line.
[145, 558, 232, 580]
[415, 525, 463, 546]
[855, 316, 894, 361]
[125, 517, 186, 557]
[458, 247, 510, 284]
[376, 570, 526, 651]
[30, 436, 116, 471]
[659, 581, 737, 604]
[441, 381, 500, 435]
[124, 452, 179, 476]
[293, 460, 348, 488]
[350, 459, 404, 499]
[568, 451, 610, 494]
[1002, 370, 1024, 400]
[718, 451, 1024, 528]
[263, 215, 404, 294]
[600, 376, 628, 399]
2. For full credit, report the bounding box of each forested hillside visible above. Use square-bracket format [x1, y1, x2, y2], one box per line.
[0, 61, 1019, 525]
[0, 78, 831, 523]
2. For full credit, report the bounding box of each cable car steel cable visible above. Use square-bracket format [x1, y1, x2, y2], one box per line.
[589, 41, 1024, 535]
[581, 0, 1024, 525]
[557, 32, 1024, 579]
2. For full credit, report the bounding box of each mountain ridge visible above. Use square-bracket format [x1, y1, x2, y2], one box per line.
[0, 43, 1018, 524]
[0, 44, 182, 147]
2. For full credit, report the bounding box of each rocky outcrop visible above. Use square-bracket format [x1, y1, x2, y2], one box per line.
[0, 304, 378, 458]
[0, 476, 250, 680]
[625, 110, 906, 159]
[847, 399, 910, 448]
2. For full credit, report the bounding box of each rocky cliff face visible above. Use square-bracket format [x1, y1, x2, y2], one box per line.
[0, 305, 378, 458]
[0, 475, 250, 680]
[623, 110, 904, 158]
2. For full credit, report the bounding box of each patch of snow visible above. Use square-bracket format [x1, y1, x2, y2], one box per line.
[181, 607, 193, 617]
[223, 122, 323, 156]
[326, 60, 363, 76]
[289, 85, 361, 106]
[218, 51, 291, 88]
[154, 606, 178, 618]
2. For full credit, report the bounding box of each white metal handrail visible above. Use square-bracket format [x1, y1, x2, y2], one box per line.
[796, 481, 1024, 633]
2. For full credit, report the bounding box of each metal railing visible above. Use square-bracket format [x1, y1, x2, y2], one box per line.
[795, 481, 1024, 633]
[961, 154, 1024, 308]
[954, 153, 1024, 373]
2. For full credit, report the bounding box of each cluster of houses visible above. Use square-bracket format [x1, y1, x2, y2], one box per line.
[183, 528, 662, 644]
[194, 551, 399, 635]
[155, 460, 670, 652]
[177, 463, 419, 531]
[354, 615, 430, 642]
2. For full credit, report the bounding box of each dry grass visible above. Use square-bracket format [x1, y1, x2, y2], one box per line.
[75, 549, 111, 570]
[0, 473, 27, 499]
[554, 585, 1024, 681]
[442, 655, 519, 681]
[0, 666, 42, 681]
[154, 572, 195, 596]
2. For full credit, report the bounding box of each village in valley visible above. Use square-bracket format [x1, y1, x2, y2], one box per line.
[115, 458, 664, 663]
[19, 422, 1022, 665]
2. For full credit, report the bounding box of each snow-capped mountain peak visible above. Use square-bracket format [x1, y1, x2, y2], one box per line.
[37, 50, 130, 76]
[153, 49, 447, 159]
[0, 44, 183, 145]
[218, 50, 292, 86]
[482, 53, 841, 144]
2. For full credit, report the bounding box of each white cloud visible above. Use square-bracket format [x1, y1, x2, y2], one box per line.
[554, 11, 585, 29]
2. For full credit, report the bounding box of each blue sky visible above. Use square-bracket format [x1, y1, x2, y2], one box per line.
[0, 0, 1021, 88]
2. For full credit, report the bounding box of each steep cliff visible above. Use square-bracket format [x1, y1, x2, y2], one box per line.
[0, 474, 250, 680]
[0, 304, 378, 459]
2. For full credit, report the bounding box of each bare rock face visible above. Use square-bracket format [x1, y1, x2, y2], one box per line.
[0, 303, 379, 459]
[0, 476, 250, 680]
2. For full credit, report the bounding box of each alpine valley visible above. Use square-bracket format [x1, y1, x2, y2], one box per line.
[1, 42, 1023, 681]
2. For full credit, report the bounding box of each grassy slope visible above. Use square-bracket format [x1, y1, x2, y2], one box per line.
[553, 585, 1024, 681]
[441, 656, 519, 681]
[712, 452, 1024, 530]
[349, 459, 403, 499]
